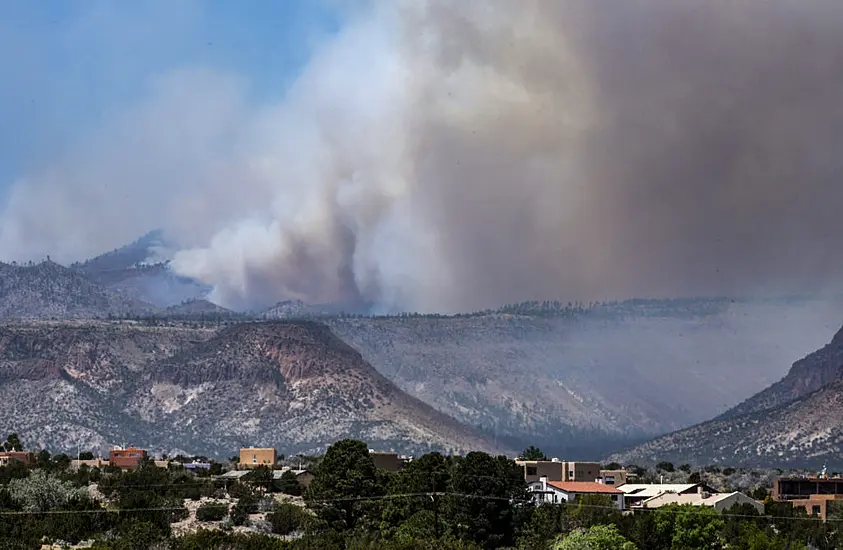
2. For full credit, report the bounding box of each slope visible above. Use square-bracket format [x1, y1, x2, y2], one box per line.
[607, 324, 843, 468]
[327, 298, 843, 457]
[0, 320, 501, 457]
[0, 260, 155, 319]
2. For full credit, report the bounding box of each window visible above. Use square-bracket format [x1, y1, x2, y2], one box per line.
[611, 495, 618, 501]
[812, 505, 822, 516]
[526, 466, 537, 476]
[253, 454, 257, 463]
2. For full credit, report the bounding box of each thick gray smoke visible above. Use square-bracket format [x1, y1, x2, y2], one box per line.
[3, 0, 843, 312]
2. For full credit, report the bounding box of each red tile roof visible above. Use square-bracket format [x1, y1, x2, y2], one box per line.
[547, 481, 622, 494]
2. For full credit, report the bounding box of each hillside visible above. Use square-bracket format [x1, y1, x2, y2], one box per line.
[0, 260, 155, 319]
[719, 325, 843, 419]
[607, 324, 843, 468]
[0, 320, 500, 457]
[73, 230, 210, 307]
[327, 299, 843, 457]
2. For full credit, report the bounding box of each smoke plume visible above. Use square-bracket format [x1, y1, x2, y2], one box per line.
[3, 0, 843, 312]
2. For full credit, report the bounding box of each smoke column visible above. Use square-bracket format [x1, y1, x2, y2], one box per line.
[3, 0, 843, 312]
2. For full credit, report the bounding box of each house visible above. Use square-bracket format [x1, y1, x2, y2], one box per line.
[0, 451, 35, 467]
[773, 476, 843, 521]
[70, 457, 108, 470]
[516, 459, 602, 483]
[597, 469, 630, 486]
[239, 447, 277, 469]
[617, 483, 716, 508]
[108, 445, 147, 469]
[642, 487, 763, 514]
[273, 468, 315, 489]
[528, 476, 624, 510]
[369, 450, 406, 472]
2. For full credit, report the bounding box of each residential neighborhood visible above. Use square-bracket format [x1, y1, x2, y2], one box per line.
[3, 436, 843, 549]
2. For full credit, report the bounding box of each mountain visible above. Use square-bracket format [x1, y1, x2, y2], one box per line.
[0, 320, 502, 457]
[606, 325, 843, 468]
[74, 230, 210, 307]
[0, 260, 155, 319]
[326, 298, 843, 457]
[718, 326, 843, 419]
[259, 300, 370, 319]
[164, 299, 240, 318]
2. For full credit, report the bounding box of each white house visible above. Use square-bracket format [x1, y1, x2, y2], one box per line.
[528, 476, 624, 510]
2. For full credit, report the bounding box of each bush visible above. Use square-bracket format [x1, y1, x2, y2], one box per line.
[231, 494, 257, 527]
[267, 503, 307, 535]
[196, 502, 228, 522]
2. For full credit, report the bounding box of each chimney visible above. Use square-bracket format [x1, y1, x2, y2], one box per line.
[540, 475, 548, 492]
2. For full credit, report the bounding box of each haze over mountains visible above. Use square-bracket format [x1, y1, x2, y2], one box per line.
[609, 326, 843, 468]
[0, 234, 841, 461]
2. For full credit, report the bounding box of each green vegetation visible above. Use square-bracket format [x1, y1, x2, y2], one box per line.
[1, 435, 842, 549]
[196, 501, 229, 522]
[519, 446, 548, 461]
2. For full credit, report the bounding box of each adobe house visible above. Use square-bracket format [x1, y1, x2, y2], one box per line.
[239, 447, 278, 469]
[108, 445, 148, 469]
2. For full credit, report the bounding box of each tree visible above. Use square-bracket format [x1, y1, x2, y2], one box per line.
[3, 433, 22, 452]
[656, 461, 675, 473]
[304, 439, 385, 531]
[445, 452, 528, 548]
[520, 446, 548, 461]
[276, 469, 302, 496]
[653, 504, 724, 550]
[553, 524, 637, 550]
[267, 502, 308, 535]
[7, 470, 89, 512]
[245, 465, 274, 493]
[381, 452, 451, 537]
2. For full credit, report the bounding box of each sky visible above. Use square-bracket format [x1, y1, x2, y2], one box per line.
[0, 0, 341, 192]
[3, 1, 843, 313]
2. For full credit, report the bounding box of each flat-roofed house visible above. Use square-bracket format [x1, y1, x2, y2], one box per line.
[109, 445, 148, 469]
[642, 488, 763, 514]
[617, 483, 716, 508]
[773, 476, 843, 521]
[239, 447, 277, 469]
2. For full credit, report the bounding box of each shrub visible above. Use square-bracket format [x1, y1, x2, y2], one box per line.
[267, 503, 308, 535]
[196, 502, 228, 522]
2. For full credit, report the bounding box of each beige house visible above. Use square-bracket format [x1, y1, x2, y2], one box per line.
[617, 483, 715, 508]
[70, 457, 108, 470]
[239, 447, 277, 469]
[642, 487, 763, 514]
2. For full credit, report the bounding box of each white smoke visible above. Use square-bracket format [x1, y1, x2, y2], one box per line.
[3, 1, 843, 313]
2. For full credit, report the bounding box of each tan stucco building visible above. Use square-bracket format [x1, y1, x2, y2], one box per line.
[239, 447, 277, 469]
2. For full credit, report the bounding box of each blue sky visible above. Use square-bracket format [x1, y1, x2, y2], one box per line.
[0, 0, 344, 195]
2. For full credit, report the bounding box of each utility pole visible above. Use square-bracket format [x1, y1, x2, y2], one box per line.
[432, 477, 440, 540]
